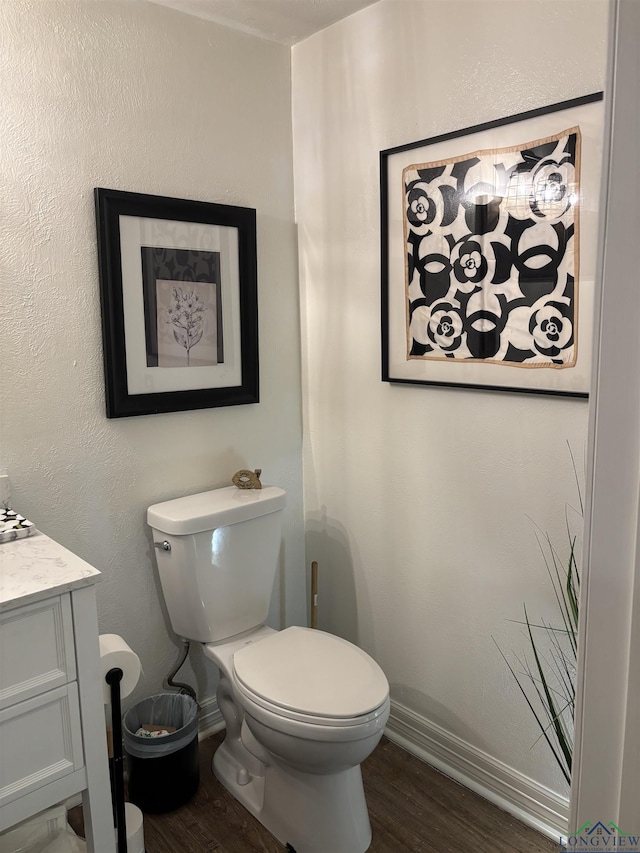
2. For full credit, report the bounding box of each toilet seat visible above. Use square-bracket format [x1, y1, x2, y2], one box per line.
[234, 679, 390, 733]
[232, 626, 389, 726]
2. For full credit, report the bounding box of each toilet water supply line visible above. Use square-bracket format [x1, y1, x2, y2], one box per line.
[164, 638, 197, 703]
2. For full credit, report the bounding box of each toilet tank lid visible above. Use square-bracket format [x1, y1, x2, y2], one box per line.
[147, 485, 286, 535]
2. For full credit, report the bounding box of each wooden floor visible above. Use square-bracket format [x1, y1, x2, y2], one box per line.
[71, 732, 559, 852]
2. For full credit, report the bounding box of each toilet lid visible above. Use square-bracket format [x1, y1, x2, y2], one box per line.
[232, 626, 389, 719]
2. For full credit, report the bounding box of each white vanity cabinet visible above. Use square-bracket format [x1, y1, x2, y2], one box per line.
[0, 532, 116, 853]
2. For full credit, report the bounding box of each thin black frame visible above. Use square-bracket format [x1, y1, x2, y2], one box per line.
[95, 188, 259, 417]
[380, 92, 604, 398]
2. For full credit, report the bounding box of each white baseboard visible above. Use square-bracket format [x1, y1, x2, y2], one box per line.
[385, 699, 569, 842]
[198, 695, 224, 739]
[64, 793, 83, 811]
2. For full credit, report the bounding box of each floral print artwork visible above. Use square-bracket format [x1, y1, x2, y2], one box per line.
[156, 280, 217, 367]
[403, 127, 581, 368]
[141, 247, 223, 369]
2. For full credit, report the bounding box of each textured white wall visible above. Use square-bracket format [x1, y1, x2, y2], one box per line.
[0, 0, 305, 706]
[292, 0, 608, 794]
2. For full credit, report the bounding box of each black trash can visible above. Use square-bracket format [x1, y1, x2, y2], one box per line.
[123, 693, 199, 814]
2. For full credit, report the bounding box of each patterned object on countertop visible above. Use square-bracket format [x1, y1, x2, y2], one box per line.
[0, 508, 35, 543]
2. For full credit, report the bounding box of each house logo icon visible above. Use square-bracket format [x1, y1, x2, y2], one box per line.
[559, 821, 640, 851]
[586, 822, 614, 836]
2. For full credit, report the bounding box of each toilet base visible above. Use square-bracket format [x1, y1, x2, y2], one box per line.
[213, 737, 372, 853]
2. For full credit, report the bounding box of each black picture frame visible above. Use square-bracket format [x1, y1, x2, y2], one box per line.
[95, 188, 258, 417]
[380, 92, 604, 398]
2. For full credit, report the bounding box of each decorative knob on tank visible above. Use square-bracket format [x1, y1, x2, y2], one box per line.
[232, 468, 262, 490]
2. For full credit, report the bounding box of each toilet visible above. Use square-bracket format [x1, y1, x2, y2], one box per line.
[147, 484, 390, 853]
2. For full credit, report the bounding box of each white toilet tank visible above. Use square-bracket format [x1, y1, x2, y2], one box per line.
[148, 485, 286, 643]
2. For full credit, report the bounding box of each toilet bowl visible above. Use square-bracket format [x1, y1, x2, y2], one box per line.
[204, 625, 389, 853]
[148, 485, 390, 853]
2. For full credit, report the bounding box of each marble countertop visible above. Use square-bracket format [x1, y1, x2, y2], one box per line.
[0, 528, 102, 611]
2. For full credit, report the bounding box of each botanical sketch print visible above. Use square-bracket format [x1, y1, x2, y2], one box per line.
[403, 128, 581, 368]
[156, 280, 217, 367]
[141, 247, 223, 369]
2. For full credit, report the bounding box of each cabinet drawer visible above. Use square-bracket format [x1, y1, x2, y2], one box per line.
[0, 683, 84, 808]
[0, 595, 76, 709]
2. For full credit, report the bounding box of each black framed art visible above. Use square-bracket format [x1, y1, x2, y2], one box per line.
[381, 92, 604, 397]
[95, 188, 258, 417]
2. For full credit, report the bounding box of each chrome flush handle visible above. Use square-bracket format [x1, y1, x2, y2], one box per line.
[154, 540, 171, 552]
